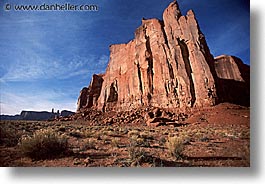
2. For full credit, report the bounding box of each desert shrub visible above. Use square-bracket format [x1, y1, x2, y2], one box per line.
[140, 131, 154, 140]
[129, 135, 139, 147]
[159, 136, 167, 145]
[82, 129, 95, 138]
[166, 136, 185, 160]
[0, 124, 21, 146]
[119, 127, 128, 134]
[20, 128, 68, 160]
[128, 130, 139, 137]
[136, 137, 145, 145]
[69, 130, 82, 138]
[58, 126, 66, 132]
[101, 135, 110, 141]
[82, 138, 97, 150]
[126, 133, 150, 166]
[239, 129, 250, 139]
[127, 146, 147, 167]
[111, 137, 120, 148]
[136, 137, 150, 147]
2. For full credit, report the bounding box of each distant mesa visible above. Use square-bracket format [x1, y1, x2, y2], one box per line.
[0, 109, 74, 121]
[76, 1, 249, 113]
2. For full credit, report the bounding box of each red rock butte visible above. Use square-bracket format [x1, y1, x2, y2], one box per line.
[77, 1, 250, 112]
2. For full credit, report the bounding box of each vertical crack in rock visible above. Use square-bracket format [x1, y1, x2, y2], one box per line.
[178, 38, 196, 107]
[166, 59, 174, 79]
[137, 63, 143, 94]
[161, 21, 175, 81]
[107, 81, 118, 102]
[164, 83, 169, 97]
[161, 43, 175, 80]
[160, 21, 169, 46]
[143, 27, 154, 96]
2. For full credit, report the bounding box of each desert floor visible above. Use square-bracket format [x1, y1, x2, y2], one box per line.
[0, 103, 250, 167]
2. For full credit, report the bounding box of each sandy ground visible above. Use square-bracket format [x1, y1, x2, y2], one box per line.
[0, 103, 250, 167]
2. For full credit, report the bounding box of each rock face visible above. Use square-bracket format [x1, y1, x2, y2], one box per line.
[60, 110, 75, 117]
[77, 74, 104, 112]
[214, 55, 249, 82]
[77, 1, 249, 113]
[20, 111, 55, 121]
[214, 55, 250, 106]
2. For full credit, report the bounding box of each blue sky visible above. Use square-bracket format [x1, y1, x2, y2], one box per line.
[0, 0, 250, 115]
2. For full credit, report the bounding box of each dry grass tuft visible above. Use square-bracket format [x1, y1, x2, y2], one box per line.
[20, 128, 68, 160]
[166, 136, 185, 160]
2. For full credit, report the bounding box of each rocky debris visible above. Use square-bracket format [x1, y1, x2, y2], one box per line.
[73, 158, 82, 166]
[146, 118, 173, 127]
[214, 55, 250, 106]
[68, 108, 105, 125]
[63, 104, 189, 127]
[84, 157, 93, 166]
[144, 107, 188, 127]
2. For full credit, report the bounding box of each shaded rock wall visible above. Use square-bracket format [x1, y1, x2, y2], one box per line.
[77, 74, 104, 111]
[214, 55, 250, 106]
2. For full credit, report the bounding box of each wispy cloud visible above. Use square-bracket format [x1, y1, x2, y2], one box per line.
[98, 55, 109, 66]
[1, 50, 108, 82]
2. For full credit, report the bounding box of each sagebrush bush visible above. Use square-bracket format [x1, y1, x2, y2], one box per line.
[82, 138, 97, 150]
[128, 146, 146, 166]
[111, 137, 120, 148]
[20, 128, 68, 160]
[166, 136, 184, 160]
[140, 131, 153, 140]
[128, 130, 139, 138]
[0, 124, 21, 146]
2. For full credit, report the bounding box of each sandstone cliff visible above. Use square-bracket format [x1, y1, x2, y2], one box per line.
[77, 74, 104, 112]
[77, 1, 250, 112]
[214, 55, 250, 106]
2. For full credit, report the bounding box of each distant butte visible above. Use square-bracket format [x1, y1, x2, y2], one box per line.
[77, 1, 250, 113]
